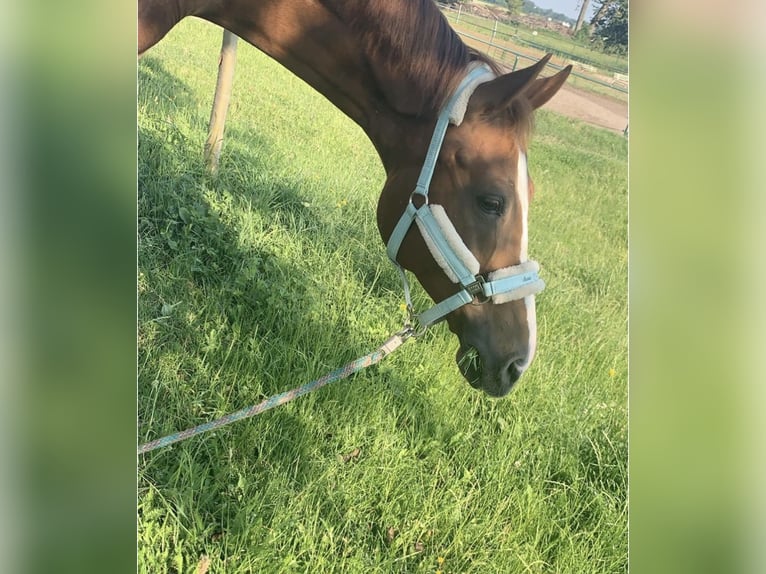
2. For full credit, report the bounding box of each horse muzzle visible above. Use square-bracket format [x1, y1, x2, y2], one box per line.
[456, 342, 527, 398]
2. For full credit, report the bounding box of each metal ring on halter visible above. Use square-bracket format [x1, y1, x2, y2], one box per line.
[408, 188, 429, 207]
[405, 307, 430, 338]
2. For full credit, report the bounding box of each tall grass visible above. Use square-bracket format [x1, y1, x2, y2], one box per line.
[138, 19, 627, 574]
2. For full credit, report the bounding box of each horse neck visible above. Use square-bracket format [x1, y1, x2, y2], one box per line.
[195, 0, 461, 170]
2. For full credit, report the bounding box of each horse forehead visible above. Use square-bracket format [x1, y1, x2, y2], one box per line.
[461, 140, 522, 184]
[450, 123, 522, 171]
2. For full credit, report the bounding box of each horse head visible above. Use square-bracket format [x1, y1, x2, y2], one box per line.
[377, 57, 571, 397]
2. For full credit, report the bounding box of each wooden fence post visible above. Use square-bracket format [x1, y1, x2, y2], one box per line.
[204, 29, 238, 174]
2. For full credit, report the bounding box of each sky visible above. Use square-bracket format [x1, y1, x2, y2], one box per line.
[529, 0, 598, 21]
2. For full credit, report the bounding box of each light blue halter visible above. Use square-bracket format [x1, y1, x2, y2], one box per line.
[386, 64, 545, 331]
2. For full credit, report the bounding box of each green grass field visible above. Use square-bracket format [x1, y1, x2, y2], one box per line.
[138, 19, 627, 574]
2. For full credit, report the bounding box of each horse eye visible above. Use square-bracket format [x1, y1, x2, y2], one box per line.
[477, 196, 504, 215]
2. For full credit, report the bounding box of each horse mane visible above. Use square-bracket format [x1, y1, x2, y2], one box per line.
[322, 0, 508, 115]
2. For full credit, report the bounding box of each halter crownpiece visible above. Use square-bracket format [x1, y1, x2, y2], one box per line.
[387, 63, 545, 329]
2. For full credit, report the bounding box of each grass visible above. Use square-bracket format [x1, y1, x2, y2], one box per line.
[138, 19, 627, 574]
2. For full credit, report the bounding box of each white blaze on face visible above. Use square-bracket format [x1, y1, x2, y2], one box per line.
[516, 150, 537, 370]
[517, 151, 529, 261]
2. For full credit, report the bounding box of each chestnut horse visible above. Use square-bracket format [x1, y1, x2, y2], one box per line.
[138, 0, 571, 397]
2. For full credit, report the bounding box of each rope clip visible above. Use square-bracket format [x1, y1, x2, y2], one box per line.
[402, 306, 429, 339]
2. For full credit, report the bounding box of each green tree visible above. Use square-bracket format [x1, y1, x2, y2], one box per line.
[591, 0, 627, 54]
[573, 22, 592, 43]
[505, 0, 523, 15]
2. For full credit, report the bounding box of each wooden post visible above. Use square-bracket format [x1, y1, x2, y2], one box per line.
[204, 30, 238, 174]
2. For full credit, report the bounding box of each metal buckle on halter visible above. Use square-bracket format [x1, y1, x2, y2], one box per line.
[465, 275, 490, 304]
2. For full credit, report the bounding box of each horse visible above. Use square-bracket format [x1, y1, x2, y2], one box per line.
[138, 0, 572, 397]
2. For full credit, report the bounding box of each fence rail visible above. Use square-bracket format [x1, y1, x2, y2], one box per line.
[457, 30, 629, 95]
[436, 3, 628, 97]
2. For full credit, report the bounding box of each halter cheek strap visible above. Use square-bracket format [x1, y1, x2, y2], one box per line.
[416, 204, 479, 282]
[386, 63, 546, 329]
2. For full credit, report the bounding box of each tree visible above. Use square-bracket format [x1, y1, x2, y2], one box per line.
[505, 0, 523, 15]
[591, 0, 627, 54]
[573, 21, 592, 43]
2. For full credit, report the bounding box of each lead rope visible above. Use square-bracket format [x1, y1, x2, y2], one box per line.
[137, 325, 418, 455]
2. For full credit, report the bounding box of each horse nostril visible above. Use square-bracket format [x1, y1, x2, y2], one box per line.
[502, 357, 527, 390]
[482, 359, 525, 398]
[506, 361, 523, 384]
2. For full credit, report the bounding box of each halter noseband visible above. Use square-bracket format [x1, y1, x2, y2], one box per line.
[386, 63, 545, 331]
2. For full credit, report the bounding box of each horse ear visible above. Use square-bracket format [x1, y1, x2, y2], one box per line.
[524, 65, 572, 110]
[469, 54, 552, 115]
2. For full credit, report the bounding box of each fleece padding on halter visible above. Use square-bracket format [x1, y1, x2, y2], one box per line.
[486, 261, 545, 304]
[415, 204, 480, 284]
[447, 61, 496, 126]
